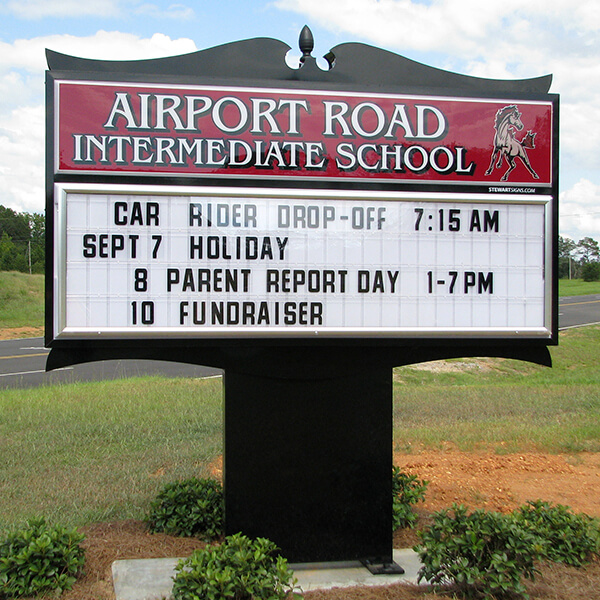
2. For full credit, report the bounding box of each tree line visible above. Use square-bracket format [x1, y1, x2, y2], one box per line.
[559, 236, 600, 281]
[0, 203, 599, 280]
[0, 205, 45, 273]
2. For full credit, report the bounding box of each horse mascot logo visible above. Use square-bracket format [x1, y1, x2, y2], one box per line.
[485, 105, 539, 181]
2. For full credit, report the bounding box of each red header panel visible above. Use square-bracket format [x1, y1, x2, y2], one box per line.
[56, 81, 553, 186]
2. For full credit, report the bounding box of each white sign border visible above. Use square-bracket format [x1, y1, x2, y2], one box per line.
[53, 183, 554, 340]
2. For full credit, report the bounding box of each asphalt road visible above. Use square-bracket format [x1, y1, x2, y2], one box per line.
[1, 294, 598, 389]
[0, 337, 221, 390]
[558, 293, 600, 329]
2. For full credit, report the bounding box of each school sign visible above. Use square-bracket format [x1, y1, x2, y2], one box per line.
[45, 29, 558, 567]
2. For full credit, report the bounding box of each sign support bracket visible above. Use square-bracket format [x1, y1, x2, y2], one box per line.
[223, 346, 395, 564]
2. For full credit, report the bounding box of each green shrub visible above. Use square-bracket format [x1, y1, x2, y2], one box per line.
[172, 533, 301, 600]
[392, 466, 428, 529]
[415, 504, 544, 599]
[0, 518, 85, 599]
[582, 262, 600, 282]
[146, 477, 224, 540]
[514, 500, 600, 566]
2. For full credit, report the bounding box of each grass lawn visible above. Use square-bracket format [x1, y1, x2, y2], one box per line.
[393, 325, 600, 453]
[0, 376, 223, 532]
[0, 325, 599, 533]
[0, 271, 44, 328]
[559, 278, 600, 296]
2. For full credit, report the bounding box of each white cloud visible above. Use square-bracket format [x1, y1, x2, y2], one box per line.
[560, 179, 600, 241]
[0, 31, 197, 214]
[274, 0, 599, 100]
[561, 97, 600, 168]
[0, 105, 45, 214]
[43, 30, 197, 61]
[5, 0, 121, 19]
[4, 0, 196, 21]
[274, 0, 598, 68]
[0, 71, 34, 111]
[0, 31, 197, 75]
[134, 3, 195, 20]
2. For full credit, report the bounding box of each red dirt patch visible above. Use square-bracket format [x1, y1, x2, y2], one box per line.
[397, 450, 600, 517]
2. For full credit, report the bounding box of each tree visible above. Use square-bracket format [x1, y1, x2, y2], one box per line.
[0, 232, 19, 270]
[582, 262, 600, 282]
[28, 212, 45, 273]
[558, 236, 577, 279]
[577, 237, 600, 264]
[0, 205, 45, 273]
[558, 235, 600, 280]
[558, 236, 576, 259]
[0, 205, 29, 242]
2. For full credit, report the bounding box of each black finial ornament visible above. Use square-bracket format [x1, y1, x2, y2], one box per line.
[299, 25, 314, 64]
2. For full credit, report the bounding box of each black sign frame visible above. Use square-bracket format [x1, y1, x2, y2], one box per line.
[46, 31, 559, 368]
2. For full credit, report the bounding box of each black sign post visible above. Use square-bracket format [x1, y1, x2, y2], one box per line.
[46, 27, 558, 569]
[224, 348, 393, 566]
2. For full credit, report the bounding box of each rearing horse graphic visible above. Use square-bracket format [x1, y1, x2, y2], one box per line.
[485, 105, 539, 181]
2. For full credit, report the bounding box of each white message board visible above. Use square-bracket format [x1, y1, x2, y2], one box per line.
[53, 184, 552, 339]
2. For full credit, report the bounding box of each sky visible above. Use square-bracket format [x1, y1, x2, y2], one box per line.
[0, 0, 599, 242]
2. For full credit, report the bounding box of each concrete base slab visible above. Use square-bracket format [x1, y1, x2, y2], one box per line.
[113, 557, 180, 600]
[290, 549, 423, 591]
[112, 549, 423, 600]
